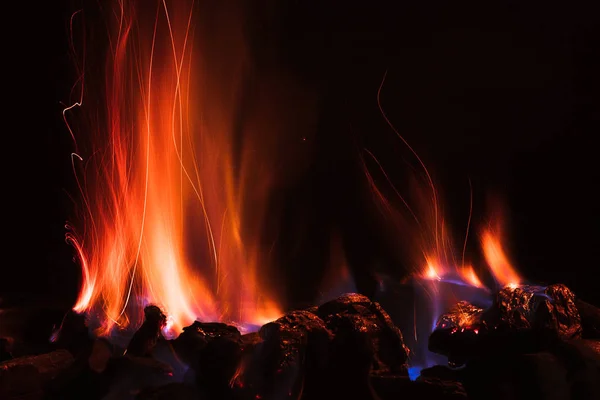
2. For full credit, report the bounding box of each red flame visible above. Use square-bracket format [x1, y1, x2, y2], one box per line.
[65, 0, 284, 335]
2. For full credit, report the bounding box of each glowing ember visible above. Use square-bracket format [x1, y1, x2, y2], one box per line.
[64, 0, 282, 335]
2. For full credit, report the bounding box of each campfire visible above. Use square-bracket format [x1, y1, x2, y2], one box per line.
[1, 1, 599, 399]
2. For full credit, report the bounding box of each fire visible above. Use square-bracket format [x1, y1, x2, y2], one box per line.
[481, 227, 520, 288]
[365, 71, 524, 376]
[64, 0, 282, 335]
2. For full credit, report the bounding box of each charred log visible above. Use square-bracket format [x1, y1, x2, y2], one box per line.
[318, 321, 381, 400]
[44, 339, 115, 400]
[0, 338, 12, 362]
[429, 284, 582, 364]
[575, 299, 600, 339]
[491, 284, 582, 339]
[370, 375, 467, 400]
[52, 310, 93, 357]
[101, 355, 175, 399]
[126, 306, 167, 357]
[428, 301, 485, 366]
[135, 382, 198, 399]
[315, 293, 409, 375]
[240, 310, 332, 399]
[0, 349, 74, 399]
[172, 321, 242, 399]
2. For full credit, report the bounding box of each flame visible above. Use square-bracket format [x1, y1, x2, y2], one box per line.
[458, 265, 484, 289]
[482, 227, 520, 288]
[364, 69, 524, 376]
[65, 0, 283, 335]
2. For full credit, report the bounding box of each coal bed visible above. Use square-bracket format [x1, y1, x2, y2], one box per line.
[1, 289, 599, 400]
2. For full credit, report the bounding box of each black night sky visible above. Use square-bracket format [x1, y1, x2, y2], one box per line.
[2, 0, 599, 317]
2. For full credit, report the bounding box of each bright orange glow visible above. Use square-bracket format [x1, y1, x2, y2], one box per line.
[365, 73, 522, 295]
[458, 265, 484, 288]
[482, 228, 520, 288]
[65, 0, 282, 335]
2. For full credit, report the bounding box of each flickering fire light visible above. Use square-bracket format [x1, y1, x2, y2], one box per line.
[364, 72, 528, 377]
[64, 0, 281, 337]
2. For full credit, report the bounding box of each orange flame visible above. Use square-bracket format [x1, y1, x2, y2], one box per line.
[365, 72, 521, 293]
[65, 0, 283, 335]
[481, 227, 520, 288]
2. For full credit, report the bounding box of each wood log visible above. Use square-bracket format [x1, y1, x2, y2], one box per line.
[0, 350, 73, 399]
[576, 299, 600, 339]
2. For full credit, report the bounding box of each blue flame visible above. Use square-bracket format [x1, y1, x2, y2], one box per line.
[408, 366, 422, 381]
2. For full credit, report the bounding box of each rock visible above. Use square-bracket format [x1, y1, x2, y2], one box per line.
[316, 293, 409, 375]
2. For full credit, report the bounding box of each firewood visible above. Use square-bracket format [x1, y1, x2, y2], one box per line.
[576, 299, 600, 339]
[0, 350, 73, 399]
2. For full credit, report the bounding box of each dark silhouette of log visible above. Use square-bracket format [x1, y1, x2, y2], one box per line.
[0, 349, 73, 399]
[576, 299, 600, 338]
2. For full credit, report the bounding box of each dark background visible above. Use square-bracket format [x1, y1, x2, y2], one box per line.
[2, 0, 599, 312]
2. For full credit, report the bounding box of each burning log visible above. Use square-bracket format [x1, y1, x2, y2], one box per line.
[491, 284, 582, 339]
[429, 284, 583, 364]
[0, 349, 74, 399]
[315, 293, 409, 375]
[428, 301, 485, 365]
